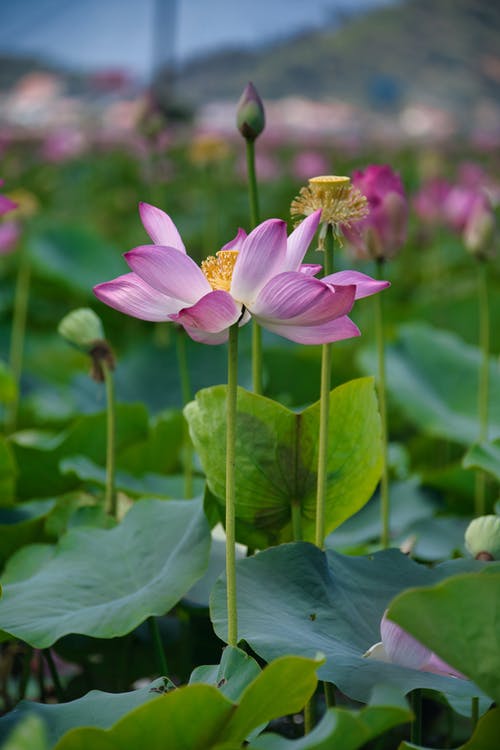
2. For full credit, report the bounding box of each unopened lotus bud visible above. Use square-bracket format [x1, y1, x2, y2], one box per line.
[58, 308, 105, 351]
[463, 193, 496, 261]
[236, 82, 265, 141]
[465, 515, 500, 561]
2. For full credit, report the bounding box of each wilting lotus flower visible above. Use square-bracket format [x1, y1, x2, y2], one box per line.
[94, 203, 389, 345]
[364, 611, 466, 679]
[342, 165, 408, 261]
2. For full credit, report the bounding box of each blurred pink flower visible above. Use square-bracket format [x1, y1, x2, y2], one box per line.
[237, 151, 281, 183]
[291, 151, 330, 181]
[342, 164, 408, 261]
[41, 128, 86, 163]
[463, 191, 496, 259]
[94, 203, 389, 345]
[0, 179, 17, 217]
[413, 177, 452, 226]
[0, 221, 20, 255]
[365, 611, 466, 679]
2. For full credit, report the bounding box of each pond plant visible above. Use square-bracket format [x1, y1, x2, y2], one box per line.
[0, 81, 499, 750]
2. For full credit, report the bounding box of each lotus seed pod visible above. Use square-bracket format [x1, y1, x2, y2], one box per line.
[464, 515, 500, 560]
[58, 308, 105, 352]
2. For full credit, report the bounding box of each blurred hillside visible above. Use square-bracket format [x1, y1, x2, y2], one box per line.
[175, 0, 500, 121]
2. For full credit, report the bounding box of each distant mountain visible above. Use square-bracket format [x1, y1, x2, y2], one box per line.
[174, 0, 500, 116]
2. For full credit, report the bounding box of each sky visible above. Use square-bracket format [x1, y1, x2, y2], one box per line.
[0, 0, 398, 79]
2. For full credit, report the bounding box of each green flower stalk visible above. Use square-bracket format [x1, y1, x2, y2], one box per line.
[226, 322, 239, 646]
[58, 308, 117, 517]
[463, 191, 495, 516]
[237, 81, 265, 394]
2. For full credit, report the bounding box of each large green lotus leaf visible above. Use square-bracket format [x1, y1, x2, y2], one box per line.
[27, 224, 124, 295]
[0, 497, 78, 571]
[358, 323, 500, 445]
[399, 706, 500, 750]
[54, 655, 321, 750]
[60, 456, 204, 498]
[463, 438, 500, 481]
[0, 679, 166, 748]
[0, 498, 210, 647]
[185, 379, 382, 547]
[249, 685, 412, 750]
[0, 437, 17, 507]
[210, 543, 487, 712]
[0, 715, 48, 750]
[326, 478, 435, 549]
[10, 404, 149, 499]
[387, 571, 500, 704]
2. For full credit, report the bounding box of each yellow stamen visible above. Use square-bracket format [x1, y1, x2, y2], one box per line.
[201, 249, 239, 291]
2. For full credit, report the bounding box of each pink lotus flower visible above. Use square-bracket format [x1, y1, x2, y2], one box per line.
[94, 203, 389, 345]
[342, 165, 408, 261]
[0, 180, 17, 217]
[364, 611, 466, 679]
[413, 177, 452, 226]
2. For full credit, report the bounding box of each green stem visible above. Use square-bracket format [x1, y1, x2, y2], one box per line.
[6, 244, 31, 433]
[375, 259, 390, 548]
[304, 697, 315, 735]
[410, 689, 423, 745]
[315, 225, 334, 549]
[245, 138, 263, 396]
[324, 681, 336, 707]
[291, 500, 302, 541]
[43, 648, 64, 702]
[471, 696, 479, 731]
[102, 361, 116, 518]
[245, 139, 260, 228]
[475, 261, 489, 517]
[176, 327, 193, 498]
[252, 322, 263, 395]
[226, 322, 239, 647]
[147, 616, 169, 676]
[18, 644, 33, 701]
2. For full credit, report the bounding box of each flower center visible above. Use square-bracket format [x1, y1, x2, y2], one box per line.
[201, 249, 239, 291]
[308, 175, 351, 199]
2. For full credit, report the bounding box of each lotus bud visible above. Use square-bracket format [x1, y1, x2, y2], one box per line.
[465, 515, 500, 561]
[236, 82, 265, 141]
[58, 308, 114, 382]
[463, 193, 496, 261]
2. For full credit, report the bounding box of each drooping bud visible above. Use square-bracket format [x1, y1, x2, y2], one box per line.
[236, 82, 265, 141]
[58, 308, 105, 351]
[58, 308, 114, 382]
[465, 515, 500, 560]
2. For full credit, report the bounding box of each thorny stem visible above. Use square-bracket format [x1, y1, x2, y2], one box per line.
[102, 361, 117, 518]
[375, 258, 390, 548]
[315, 224, 334, 549]
[475, 261, 490, 516]
[147, 616, 169, 677]
[226, 322, 239, 647]
[6, 243, 31, 433]
[43, 648, 65, 702]
[245, 138, 263, 396]
[176, 327, 194, 498]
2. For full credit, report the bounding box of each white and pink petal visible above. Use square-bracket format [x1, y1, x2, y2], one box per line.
[125, 245, 211, 304]
[255, 315, 360, 345]
[230, 219, 288, 305]
[93, 272, 182, 321]
[284, 209, 322, 271]
[323, 270, 390, 300]
[138, 202, 186, 252]
[172, 290, 242, 333]
[251, 272, 355, 325]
